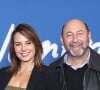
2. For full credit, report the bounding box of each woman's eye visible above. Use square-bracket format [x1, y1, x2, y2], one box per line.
[26, 42, 32, 45]
[15, 43, 21, 46]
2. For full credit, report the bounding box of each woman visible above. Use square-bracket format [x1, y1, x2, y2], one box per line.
[0, 24, 60, 90]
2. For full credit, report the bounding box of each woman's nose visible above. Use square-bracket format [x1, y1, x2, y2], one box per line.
[22, 44, 26, 51]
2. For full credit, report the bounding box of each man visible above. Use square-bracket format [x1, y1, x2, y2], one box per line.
[50, 19, 100, 90]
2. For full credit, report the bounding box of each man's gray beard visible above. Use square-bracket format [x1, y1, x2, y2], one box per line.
[70, 48, 84, 57]
[66, 45, 89, 57]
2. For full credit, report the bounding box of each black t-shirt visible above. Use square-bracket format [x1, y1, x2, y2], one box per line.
[63, 64, 88, 90]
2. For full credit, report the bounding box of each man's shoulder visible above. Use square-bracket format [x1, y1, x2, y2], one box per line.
[90, 48, 100, 71]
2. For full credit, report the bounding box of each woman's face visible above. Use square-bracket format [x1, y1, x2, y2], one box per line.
[14, 32, 35, 63]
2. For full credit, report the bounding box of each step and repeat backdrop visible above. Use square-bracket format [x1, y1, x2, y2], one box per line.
[0, 0, 100, 68]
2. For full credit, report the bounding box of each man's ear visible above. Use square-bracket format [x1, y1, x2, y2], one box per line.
[89, 32, 91, 42]
[60, 35, 64, 45]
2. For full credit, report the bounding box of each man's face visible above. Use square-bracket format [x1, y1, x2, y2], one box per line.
[61, 20, 91, 57]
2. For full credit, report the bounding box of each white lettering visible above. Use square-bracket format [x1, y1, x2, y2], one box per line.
[0, 24, 15, 62]
[42, 40, 59, 59]
[89, 40, 100, 53]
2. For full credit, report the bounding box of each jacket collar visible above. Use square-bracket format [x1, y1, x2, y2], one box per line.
[89, 48, 100, 72]
[57, 48, 100, 72]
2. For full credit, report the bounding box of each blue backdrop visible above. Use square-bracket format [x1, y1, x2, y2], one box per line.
[0, 0, 100, 68]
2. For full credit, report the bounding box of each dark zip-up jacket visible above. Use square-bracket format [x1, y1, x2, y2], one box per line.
[50, 48, 100, 90]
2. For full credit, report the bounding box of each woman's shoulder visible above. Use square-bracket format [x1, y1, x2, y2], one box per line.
[0, 66, 11, 75]
[35, 65, 58, 77]
[42, 65, 53, 72]
[0, 66, 11, 82]
[42, 65, 49, 71]
[42, 65, 60, 90]
[42, 65, 58, 77]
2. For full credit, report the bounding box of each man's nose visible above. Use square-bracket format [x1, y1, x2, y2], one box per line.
[72, 35, 78, 42]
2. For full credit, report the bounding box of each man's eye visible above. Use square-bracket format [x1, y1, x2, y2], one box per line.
[78, 33, 83, 35]
[66, 34, 72, 37]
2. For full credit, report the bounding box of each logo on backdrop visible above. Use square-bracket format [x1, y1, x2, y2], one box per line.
[0, 24, 100, 63]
